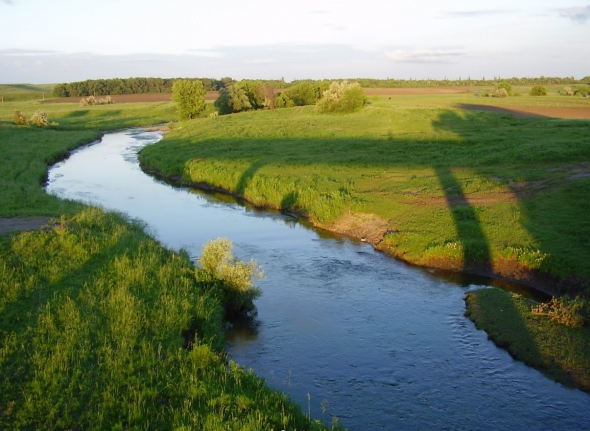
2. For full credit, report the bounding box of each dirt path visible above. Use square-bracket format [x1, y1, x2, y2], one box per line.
[0, 217, 52, 235]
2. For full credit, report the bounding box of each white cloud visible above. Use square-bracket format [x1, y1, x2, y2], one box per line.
[2, 0, 13, 4]
[442, 9, 513, 18]
[559, 5, 590, 23]
[385, 50, 464, 64]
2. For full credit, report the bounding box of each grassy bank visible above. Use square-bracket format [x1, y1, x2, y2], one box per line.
[465, 288, 590, 391]
[0, 100, 340, 430]
[138, 94, 590, 294]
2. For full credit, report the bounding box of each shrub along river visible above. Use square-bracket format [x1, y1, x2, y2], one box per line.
[47, 129, 590, 430]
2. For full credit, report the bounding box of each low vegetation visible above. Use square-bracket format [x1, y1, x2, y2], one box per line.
[139, 93, 590, 292]
[465, 288, 590, 391]
[0, 98, 340, 430]
[197, 237, 263, 314]
[530, 85, 548, 96]
[316, 81, 366, 113]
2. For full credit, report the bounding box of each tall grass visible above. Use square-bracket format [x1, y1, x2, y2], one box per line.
[1, 209, 337, 430]
[0, 100, 341, 430]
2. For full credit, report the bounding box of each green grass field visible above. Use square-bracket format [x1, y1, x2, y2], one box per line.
[0, 83, 55, 102]
[139, 94, 590, 293]
[0, 99, 341, 430]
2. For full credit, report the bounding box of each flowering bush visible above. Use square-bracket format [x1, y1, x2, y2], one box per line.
[316, 81, 366, 113]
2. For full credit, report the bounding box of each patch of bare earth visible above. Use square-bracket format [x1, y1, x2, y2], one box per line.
[0, 217, 52, 235]
[458, 103, 590, 119]
[44, 92, 220, 104]
[325, 213, 391, 245]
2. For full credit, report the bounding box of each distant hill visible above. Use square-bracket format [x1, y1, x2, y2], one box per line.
[0, 83, 55, 101]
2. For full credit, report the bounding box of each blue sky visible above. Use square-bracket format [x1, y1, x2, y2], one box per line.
[1, 0, 589, 84]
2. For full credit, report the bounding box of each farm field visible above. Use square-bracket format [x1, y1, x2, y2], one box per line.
[43, 86, 590, 119]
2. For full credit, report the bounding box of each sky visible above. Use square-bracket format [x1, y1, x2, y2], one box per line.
[0, 0, 589, 84]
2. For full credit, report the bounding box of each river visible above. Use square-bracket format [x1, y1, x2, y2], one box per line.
[46, 129, 590, 431]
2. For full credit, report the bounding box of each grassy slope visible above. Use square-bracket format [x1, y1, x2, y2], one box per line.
[465, 288, 590, 391]
[139, 94, 590, 292]
[0, 100, 337, 430]
[0, 84, 55, 102]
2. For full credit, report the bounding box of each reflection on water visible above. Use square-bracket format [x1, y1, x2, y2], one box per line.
[47, 129, 590, 431]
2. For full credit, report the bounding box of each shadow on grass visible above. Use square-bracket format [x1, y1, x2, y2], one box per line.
[143, 108, 590, 289]
[457, 104, 549, 119]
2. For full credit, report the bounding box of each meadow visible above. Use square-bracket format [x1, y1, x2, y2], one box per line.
[0, 99, 341, 430]
[139, 92, 590, 294]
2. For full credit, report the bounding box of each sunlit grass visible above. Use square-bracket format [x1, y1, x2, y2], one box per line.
[0, 208, 340, 430]
[465, 288, 590, 391]
[0, 100, 341, 430]
[139, 97, 590, 283]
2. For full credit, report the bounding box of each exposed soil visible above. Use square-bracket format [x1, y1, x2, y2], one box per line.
[458, 103, 590, 119]
[325, 212, 391, 245]
[364, 87, 474, 95]
[44, 92, 220, 104]
[0, 216, 52, 235]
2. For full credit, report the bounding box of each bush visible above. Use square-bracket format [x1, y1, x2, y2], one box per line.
[316, 81, 367, 114]
[498, 81, 512, 96]
[30, 110, 48, 127]
[574, 85, 590, 96]
[13, 110, 29, 126]
[530, 85, 547, 96]
[275, 93, 295, 108]
[197, 238, 263, 313]
[532, 296, 590, 328]
[492, 87, 508, 98]
[214, 85, 252, 115]
[562, 87, 574, 96]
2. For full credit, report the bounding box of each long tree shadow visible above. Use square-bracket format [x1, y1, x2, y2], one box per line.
[434, 166, 492, 273]
[236, 160, 265, 195]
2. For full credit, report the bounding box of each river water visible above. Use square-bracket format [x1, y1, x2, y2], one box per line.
[47, 129, 590, 430]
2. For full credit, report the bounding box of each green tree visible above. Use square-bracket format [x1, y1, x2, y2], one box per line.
[498, 81, 513, 95]
[530, 85, 547, 96]
[214, 85, 252, 115]
[172, 79, 206, 120]
[316, 81, 366, 113]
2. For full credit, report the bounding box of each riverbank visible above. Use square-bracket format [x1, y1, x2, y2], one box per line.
[0, 100, 340, 430]
[465, 288, 590, 391]
[138, 97, 590, 298]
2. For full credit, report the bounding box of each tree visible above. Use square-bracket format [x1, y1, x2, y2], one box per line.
[259, 84, 277, 110]
[316, 81, 366, 113]
[498, 81, 512, 96]
[172, 79, 206, 120]
[214, 85, 252, 115]
[529, 85, 547, 96]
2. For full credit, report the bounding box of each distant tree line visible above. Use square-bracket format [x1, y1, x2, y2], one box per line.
[51, 77, 235, 98]
[52, 75, 590, 98]
[346, 76, 587, 88]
